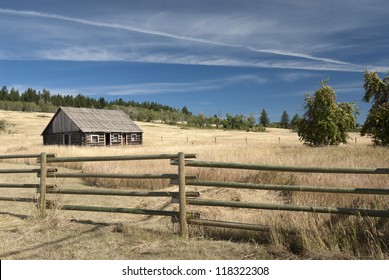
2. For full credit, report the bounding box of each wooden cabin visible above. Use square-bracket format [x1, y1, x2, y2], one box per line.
[41, 107, 143, 146]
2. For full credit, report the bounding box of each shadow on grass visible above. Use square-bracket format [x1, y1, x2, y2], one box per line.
[0, 219, 104, 259]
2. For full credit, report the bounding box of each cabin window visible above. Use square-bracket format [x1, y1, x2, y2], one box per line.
[130, 134, 137, 142]
[91, 135, 99, 144]
[112, 133, 120, 142]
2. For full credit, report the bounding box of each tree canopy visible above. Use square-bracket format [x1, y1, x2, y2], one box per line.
[280, 110, 290, 129]
[259, 109, 270, 127]
[297, 81, 358, 146]
[360, 70, 389, 146]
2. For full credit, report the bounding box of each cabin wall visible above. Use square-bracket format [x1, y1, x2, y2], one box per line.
[109, 133, 123, 146]
[126, 133, 143, 145]
[44, 110, 80, 134]
[84, 133, 106, 146]
[43, 132, 143, 146]
[43, 132, 83, 145]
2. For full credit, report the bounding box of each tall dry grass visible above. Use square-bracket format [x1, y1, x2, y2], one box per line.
[1, 109, 389, 259]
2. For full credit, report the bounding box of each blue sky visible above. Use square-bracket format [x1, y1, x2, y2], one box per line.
[1, 0, 388, 123]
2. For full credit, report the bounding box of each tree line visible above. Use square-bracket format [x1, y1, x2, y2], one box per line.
[0, 86, 267, 131]
[1, 69, 388, 146]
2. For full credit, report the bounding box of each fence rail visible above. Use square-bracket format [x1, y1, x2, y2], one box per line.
[0, 154, 56, 159]
[178, 159, 389, 235]
[43, 153, 197, 163]
[178, 160, 389, 174]
[186, 180, 389, 195]
[187, 199, 389, 218]
[1, 152, 388, 239]
[46, 188, 200, 197]
[0, 152, 196, 237]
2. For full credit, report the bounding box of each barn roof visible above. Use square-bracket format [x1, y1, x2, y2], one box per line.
[42, 107, 143, 134]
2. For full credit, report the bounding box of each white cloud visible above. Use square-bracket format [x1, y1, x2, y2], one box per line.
[24, 74, 268, 97]
[0, 2, 388, 72]
[279, 72, 323, 82]
[0, 8, 358, 68]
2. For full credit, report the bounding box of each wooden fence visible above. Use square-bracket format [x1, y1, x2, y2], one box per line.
[174, 160, 389, 235]
[1, 152, 389, 239]
[0, 152, 198, 237]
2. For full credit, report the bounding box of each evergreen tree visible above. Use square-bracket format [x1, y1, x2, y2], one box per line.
[290, 114, 301, 131]
[280, 110, 290, 128]
[259, 109, 270, 127]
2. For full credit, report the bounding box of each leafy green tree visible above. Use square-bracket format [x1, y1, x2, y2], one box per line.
[247, 114, 256, 130]
[211, 114, 222, 128]
[360, 70, 389, 146]
[298, 80, 358, 146]
[280, 110, 290, 129]
[259, 109, 270, 127]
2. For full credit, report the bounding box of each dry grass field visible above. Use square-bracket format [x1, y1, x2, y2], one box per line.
[0, 109, 388, 260]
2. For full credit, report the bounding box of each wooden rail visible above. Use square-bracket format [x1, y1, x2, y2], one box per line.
[43, 153, 197, 163]
[0, 152, 198, 237]
[174, 159, 389, 234]
[1, 152, 388, 238]
[0, 154, 56, 159]
[178, 160, 389, 174]
[185, 180, 389, 195]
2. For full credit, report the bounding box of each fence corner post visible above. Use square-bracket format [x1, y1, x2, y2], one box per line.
[38, 152, 47, 217]
[178, 152, 188, 239]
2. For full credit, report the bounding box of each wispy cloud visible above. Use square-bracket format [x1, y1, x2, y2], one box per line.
[93, 75, 267, 96]
[279, 72, 323, 82]
[0, 7, 360, 70]
[21, 75, 268, 97]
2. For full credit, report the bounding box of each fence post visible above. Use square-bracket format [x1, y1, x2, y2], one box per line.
[178, 152, 188, 239]
[38, 152, 47, 216]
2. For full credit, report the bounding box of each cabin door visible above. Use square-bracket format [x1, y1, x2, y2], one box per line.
[105, 133, 110, 146]
[63, 134, 71, 145]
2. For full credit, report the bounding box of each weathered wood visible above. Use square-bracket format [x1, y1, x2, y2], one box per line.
[0, 197, 38, 203]
[187, 180, 389, 195]
[38, 152, 47, 216]
[42, 107, 144, 146]
[187, 219, 271, 232]
[57, 204, 179, 217]
[187, 199, 389, 218]
[47, 188, 200, 197]
[180, 160, 389, 174]
[46, 173, 196, 180]
[0, 168, 57, 174]
[46, 153, 197, 163]
[178, 152, 188, 238]
[0, 183, 55, 189]
[0, 154, 56, 159]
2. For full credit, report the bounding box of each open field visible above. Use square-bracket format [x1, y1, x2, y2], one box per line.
[1, 109, 389, 259]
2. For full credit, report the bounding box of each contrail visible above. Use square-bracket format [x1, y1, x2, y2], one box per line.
[0, 7, 352, 65]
